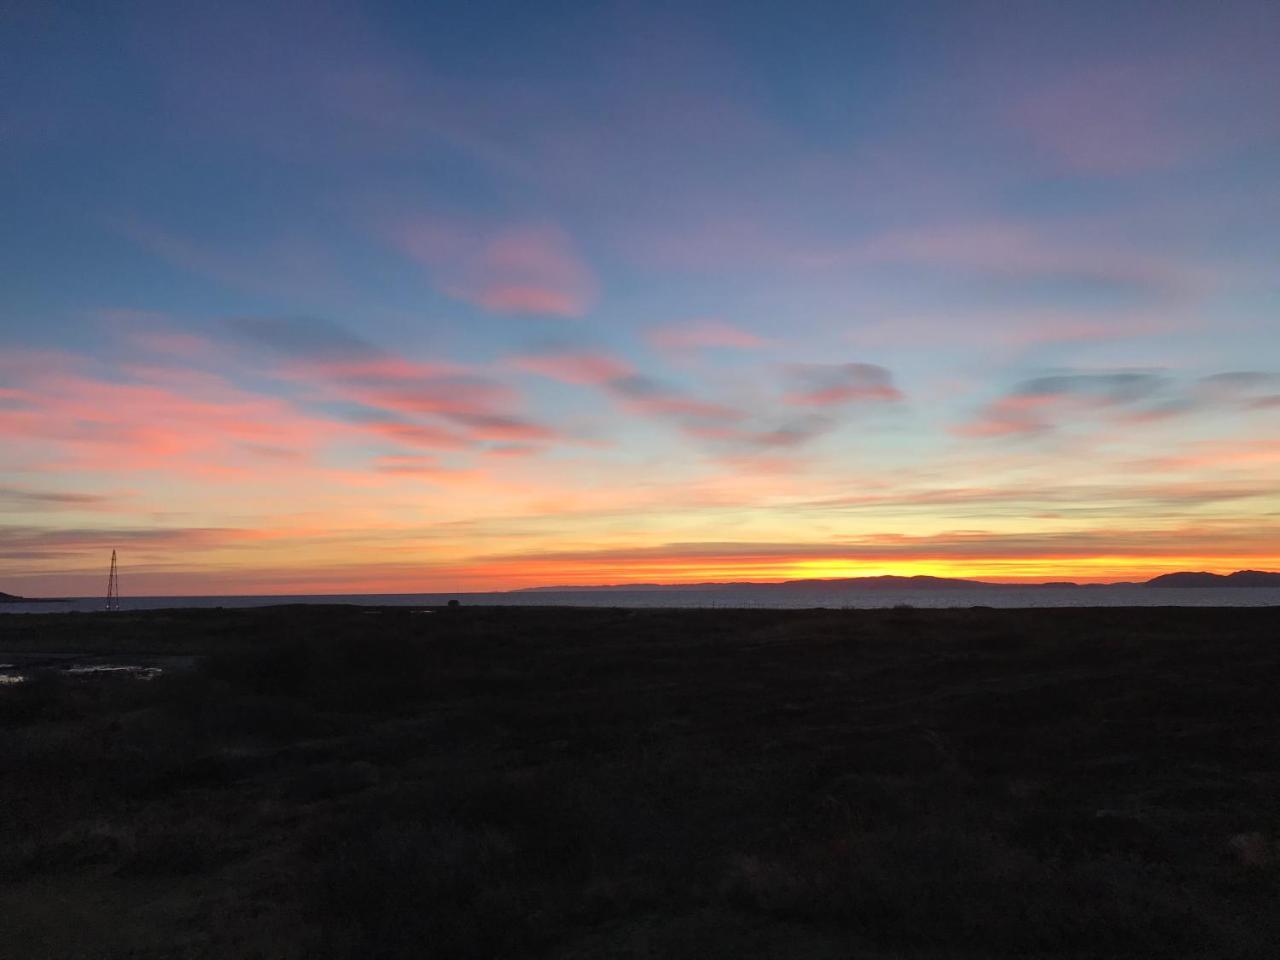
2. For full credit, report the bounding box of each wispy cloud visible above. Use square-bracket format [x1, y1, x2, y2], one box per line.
[648, 320, 768, 354]
[118, 218, 350, 303]
[513, 347, 907, 452]
[390, 220, 597, 317]
[959, 369, 1280, 438]
[784, 363, 903, 407]
[511, 347, 743, 432]
[961, 372, 1168, 438]
[0, 487, 115, 512]
[0, 348, 340, 475]
[826, 221, 1207, 303]
[510, 351, 635, 385]
[0, 524, 263, 561]
[233, 317, 562, 449]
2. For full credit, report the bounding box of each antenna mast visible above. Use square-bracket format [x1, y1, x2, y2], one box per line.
[106, 549, 120, 612]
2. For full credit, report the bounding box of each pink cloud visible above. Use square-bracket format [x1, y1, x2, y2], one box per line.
[784, 363, 903, 407]
[446, 413, 558, 443]
[510, 351, 635, 385]
[348, 376, 515, 421]
[364, 455, 508, 488]
[958, 369, 1278, 440]
[847, 310, 1183, 358]
[510, 347, 748, 437]
[649, 320, 768, 353]
[483, 443, 543, 458]
[619, 393, 742, 422]
[360, 418, 471, 451]
[684, 415, 831, 450]
[290, 356, 465, 382]
[512, 348, 889, 452]
[839, 222, 1202, 300]
[94, 309, 230, 364]
[955, 394, 1057, 438]
[0, 351, 342, 476]
[0, 334, 567, 486]
[272, 344, 563, 449]
[1135, 440, 1280, 472]
[392, 220, 597, 317]
[372, 454, 460, 478]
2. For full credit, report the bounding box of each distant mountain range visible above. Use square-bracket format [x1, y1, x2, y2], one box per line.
[0, 591, 67, 604]
[517, 571, 1280, 593]
[4, 572, 1279, 603]
[1144, 570, 1280, 588]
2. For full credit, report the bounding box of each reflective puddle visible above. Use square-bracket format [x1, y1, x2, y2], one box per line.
[0, 656, 193, 684]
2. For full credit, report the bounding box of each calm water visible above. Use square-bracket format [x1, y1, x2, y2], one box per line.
[3, 586, 1280, 614]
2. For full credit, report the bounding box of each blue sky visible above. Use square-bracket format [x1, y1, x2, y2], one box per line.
[2, 0, 1278, 593]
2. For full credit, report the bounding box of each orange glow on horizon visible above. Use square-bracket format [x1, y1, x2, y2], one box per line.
[9, 549, 1280, 598]
[440, 553, 1280, 592]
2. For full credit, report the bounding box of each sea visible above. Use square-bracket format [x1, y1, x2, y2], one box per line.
[4, 586, 1280, 614]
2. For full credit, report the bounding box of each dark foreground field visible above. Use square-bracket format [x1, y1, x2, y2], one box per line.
[2, 605, 1279, 959]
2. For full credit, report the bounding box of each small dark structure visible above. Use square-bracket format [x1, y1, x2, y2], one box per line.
[106, 549, 120, 612]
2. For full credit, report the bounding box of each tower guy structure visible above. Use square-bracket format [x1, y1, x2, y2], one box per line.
[106, 549, 120, 612]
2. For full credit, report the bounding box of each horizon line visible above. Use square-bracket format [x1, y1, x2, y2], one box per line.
[6, 568, 1279, 600]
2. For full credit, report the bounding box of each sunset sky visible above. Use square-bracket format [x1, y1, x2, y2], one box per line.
[2, 0, 1278, 595]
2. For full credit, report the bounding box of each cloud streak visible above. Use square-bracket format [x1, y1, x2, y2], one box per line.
[648, 320, 768, 354]
[390, 220, 597, 317]
[784, 363, 903, 407]
[958, 370, 1280, 438]
[234, 317, 562, 449]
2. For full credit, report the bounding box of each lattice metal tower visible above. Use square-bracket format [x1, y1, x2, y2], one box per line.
[106, 549, 120, 612]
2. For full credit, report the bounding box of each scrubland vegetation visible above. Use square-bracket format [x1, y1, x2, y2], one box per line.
[2, 604, 1279, 958]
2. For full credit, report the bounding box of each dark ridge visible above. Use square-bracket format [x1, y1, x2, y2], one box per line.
[0, 591, 68, 603]
[518, 571, 1280, 593]
[1146, 570, 1280, 588]
[518, 575, 996, 593]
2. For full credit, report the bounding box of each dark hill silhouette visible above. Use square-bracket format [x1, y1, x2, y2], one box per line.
[1145, 570, 1280, 588]
[518, 575, 998, 593]
[518, 571, 1279, 593]
[0, 591, 67, 603]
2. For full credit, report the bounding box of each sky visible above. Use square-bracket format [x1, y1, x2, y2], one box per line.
[2, 0, 1278, 595]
